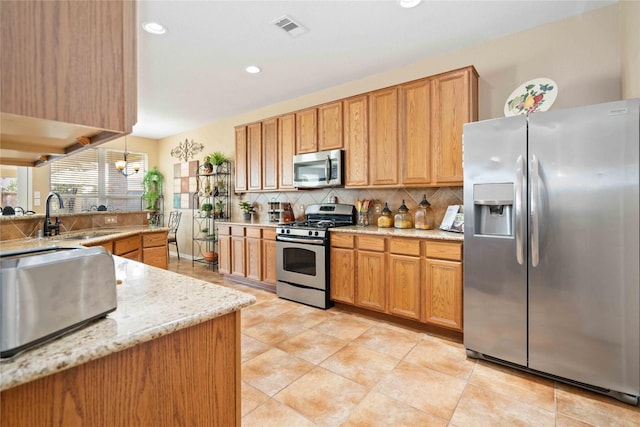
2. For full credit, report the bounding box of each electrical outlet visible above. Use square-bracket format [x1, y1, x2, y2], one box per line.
[105, 216, 118, 225]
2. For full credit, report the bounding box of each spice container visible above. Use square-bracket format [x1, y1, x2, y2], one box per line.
[394, 200, 413, 229]
[414, 195, 434, 230]
[377, 203, 394, 228]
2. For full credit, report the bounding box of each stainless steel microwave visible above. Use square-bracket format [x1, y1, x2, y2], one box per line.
[293, 149, 343, 188]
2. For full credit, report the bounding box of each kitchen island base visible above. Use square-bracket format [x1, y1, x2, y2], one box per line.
[0, 312, 240, 427]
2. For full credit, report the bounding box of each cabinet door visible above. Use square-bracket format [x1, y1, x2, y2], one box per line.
[231, 236, 246, 277]
[296, 107, 318, 154]
[388, 254, 421, 320]
[143, 246, 167, 270]
[431, 67, 478, 184]
[400, 78, 432, 185]
[369, 88, 399, 186]
[262, 238, 277, 286]
[247, 122, 262, 191]
[235, 126, 248, 192]
[318, 101, 343, 150]
[424, 258, 463, 331]
[1, 0, 136, 132]
[262, 118, 278, 190]
[330, 247, 355, 304]
[278, 113, 296, 190]
[343, 95, 369, 187]
[218, 235, 232, 275]
[356, 250, 387, 313]
[246, 237, 261, 281]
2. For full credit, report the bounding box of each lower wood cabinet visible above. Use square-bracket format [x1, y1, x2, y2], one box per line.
[230, 226, 246, 277]
[330, 232, 463, 331]
[262, 229, 277, 285]
[87, 231, 168, 269]
[217, 226, 232, 274]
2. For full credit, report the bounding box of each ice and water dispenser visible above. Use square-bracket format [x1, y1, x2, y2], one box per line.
[473, 183, 514, 237]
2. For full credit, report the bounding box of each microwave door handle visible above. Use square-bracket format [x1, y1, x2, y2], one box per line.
[325, 155, 331, 184]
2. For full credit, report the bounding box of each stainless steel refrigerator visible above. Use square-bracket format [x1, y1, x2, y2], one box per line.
[463, 99, 640, 405]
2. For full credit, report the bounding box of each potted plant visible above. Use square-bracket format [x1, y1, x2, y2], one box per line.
[204, 151, 229, 174]
[201, 202, 213, 217]
[215, 199, 226, 218]
[142, 166, 165, 210]
[239, 201, 253, 220]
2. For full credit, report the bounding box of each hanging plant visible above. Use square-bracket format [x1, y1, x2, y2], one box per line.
[142, 166, 165, 210]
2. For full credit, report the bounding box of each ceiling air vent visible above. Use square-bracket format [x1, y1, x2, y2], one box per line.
[272, 15, 308, 38]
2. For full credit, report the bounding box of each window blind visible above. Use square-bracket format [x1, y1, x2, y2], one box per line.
[51, 148, 147, 212]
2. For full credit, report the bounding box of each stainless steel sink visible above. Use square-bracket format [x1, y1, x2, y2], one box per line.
[1, 246, 117, 358]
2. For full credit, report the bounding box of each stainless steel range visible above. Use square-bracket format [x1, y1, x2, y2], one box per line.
[276, 203, 356, 309]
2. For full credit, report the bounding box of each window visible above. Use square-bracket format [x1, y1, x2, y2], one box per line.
[51, 148, 146, 212]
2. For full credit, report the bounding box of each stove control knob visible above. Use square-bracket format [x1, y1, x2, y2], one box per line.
[308, 231, 313, 236]
[314, 231, 319, 236]
[286, 229, 290, 234]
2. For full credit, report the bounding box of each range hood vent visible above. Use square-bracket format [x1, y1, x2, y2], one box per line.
[272, 15, 308, 38]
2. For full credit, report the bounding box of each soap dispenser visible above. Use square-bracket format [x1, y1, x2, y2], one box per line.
[414, 195, 434, 230]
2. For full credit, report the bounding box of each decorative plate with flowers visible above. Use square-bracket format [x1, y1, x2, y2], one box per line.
[504, 78, 558, 116]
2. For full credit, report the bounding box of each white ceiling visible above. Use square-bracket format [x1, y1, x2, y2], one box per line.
[135, 0, 615, 140]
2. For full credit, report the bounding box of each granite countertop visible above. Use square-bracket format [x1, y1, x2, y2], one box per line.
[0, 210, 153, 222]
[0, 238, 256, 392]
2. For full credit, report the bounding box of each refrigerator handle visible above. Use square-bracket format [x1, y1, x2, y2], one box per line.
[515, 155, 524, 265]
[531, 154, 540, 267]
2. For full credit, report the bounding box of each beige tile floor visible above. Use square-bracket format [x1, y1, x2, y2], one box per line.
[168, 257, 640, 426]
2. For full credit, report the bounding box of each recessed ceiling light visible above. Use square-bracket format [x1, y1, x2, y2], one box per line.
[142, 22, 167, 35]
[398, 0, 422, 8]
[245, 65, 261, 74]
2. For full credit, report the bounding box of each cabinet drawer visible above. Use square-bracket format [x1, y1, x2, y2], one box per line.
[331, 233, 354, 248]
[217, 226, 231, 236]
[425, 241, 462, 261]
[142, 231, 167, 248]
[262, 228, 276, 240]
[245, 227, 261, 238]
[120, 249, 140, 261]
[114, 235, 140, 255]
[357, 235, 385, 252]
[389, 238, 421, 256]
[231, 226, 245, 237]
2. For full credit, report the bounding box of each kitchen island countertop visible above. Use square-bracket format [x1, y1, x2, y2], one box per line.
[0, 254, 256, 392]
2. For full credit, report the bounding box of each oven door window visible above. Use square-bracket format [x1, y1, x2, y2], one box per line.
[294, 161, 327, 185]
[282, 246, 316, 276]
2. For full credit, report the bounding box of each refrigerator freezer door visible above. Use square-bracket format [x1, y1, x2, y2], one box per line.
[528, 100, 640, 395]
[463, 115, 528, 366]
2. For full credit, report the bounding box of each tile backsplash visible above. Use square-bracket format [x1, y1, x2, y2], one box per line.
[237, 186, 463, 226]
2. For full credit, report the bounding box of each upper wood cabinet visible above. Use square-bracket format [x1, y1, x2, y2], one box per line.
[431, 66, 478, 184]
[262, 118, 278, 190]
[278, 114, 296, 190]
[399, 78, 432, 185]
[369, 88, 400, 186]
[247, 122, 262, 191]
[343, 95, 369, 187]
[234, 126, 248, 192]
[296, 108, 318, 154]
[1, 0, 137, 167]
[318, 101, 343, 150]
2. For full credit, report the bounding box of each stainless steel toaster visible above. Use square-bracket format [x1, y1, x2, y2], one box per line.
[1, 246, 117, 358]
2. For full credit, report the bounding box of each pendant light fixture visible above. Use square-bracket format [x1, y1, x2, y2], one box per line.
[115, 136, 140, 177]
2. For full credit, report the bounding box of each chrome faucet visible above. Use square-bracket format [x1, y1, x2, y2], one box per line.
[44, 192, 64, 237]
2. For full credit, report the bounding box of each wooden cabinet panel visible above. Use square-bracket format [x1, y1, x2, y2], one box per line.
[331, 233, 355, 249]
[400, 78, 432, 185]
[424, 258, 462, 330]
[278, 113, 296, 190]
[245, 227, 261, 238]
[389, 237, 421, 257]
[1, 0, 136, 133]
[388, 254, 421, 320]
[143, 231, 167, 248]
[425, 241, 462, 261]
[143, 246, 167, 269]
[262, 118, 278, 190]
[231, 237, 245, 277]
[318, 101, 343, 150]
[86, 240, 113, 253]
[343, 95, 369, 186]
[245, 237, 261, 281]
[231, 226, 245, 236]
[330, 247, 355, 304]
[356, 250, 387, 312]
[234, 126, 247, 192]
[431, 66, 478, 184]
[113, 234, 140, 256]
[369, 88, 399, 186]
[296, 108, 317, 154]
[262, 228, 276, 240]
[357, 235, 385, 252]
[262, 239, 277, 285]
[121, 249, 141, 262]
[247, 123, 262, 191]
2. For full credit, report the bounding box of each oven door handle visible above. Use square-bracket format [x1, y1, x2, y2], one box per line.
[277, 235, 326, 245]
